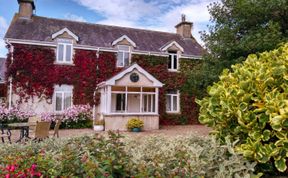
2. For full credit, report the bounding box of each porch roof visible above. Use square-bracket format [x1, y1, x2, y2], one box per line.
[97, 63, 164, 88]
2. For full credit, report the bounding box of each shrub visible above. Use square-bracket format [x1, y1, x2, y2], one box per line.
[0, 106, 34, 124]
[197, 43, 288, 173]
[126, 118, 144, 130]
[40, 105, 93, 129]
[0, 133, 261, 177]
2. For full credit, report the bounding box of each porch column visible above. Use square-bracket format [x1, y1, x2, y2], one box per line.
[155, 88, 159, 114]
[107, 86, 111, 114]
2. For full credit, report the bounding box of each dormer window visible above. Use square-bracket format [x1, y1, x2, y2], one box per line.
[117, 45, 130, 67]
[56, 39, 73, 64]
[168, 51, 178, 71]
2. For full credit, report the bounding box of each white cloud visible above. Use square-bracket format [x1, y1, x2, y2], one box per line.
[0, 16, 8, 57]
[74, 0, 217, 45]
[64, 13, 87, 22]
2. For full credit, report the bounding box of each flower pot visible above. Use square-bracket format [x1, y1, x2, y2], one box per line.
[132, 128, 141, 132]
[93, 125, 104, 131]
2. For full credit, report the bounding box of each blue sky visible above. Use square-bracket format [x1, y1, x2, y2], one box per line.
[0, 0, 216, 57]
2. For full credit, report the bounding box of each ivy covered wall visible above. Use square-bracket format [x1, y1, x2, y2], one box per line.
[7, 44, 202, 125]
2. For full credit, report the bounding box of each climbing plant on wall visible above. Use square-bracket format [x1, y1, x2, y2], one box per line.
[7, 44, 201, 124]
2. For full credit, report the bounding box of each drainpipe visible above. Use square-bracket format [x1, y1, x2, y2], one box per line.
[5, 39, 14, 110]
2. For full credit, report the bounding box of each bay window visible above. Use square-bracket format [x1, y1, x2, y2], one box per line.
[54, 85, 73, 112]
[56, 39, 73, 64]
[166, 90, 180, 113]
[117, 45, 130, 67]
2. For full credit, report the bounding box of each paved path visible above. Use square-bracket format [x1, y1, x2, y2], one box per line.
[7, 125, 211, 143]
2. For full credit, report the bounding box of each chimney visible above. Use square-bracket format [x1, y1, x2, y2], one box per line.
[17, 0, 35, 19]
[175, 14, 193, 38]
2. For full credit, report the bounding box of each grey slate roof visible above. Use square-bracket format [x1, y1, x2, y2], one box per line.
[5, 15, 205, 56]
[0, 58, 6, 83]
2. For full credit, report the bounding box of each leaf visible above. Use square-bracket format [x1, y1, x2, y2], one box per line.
[275, 158, 287, 172]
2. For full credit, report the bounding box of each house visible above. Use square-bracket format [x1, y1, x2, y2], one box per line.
[4, 0, 205, 130]
[0, 58, 7, 102]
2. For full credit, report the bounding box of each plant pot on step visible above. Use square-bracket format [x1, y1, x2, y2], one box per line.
[93, 125, 104, 131]
[132, 127, 141, 132]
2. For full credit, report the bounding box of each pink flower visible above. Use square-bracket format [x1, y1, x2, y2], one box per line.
[5, 174, 10, 178]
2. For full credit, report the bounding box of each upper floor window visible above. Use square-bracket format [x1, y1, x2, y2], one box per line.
[166, 89, 180, 113]
[117, 45, 130, 67]
[56, 39, 73, 64]
[168, 51, 178, 71]
[54, 85, 73, 112]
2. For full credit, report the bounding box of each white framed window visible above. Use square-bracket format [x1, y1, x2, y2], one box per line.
[117, 45, 130, 67]
[116, 93, 126, 112]
[166, 90, 180, 113]
[168, 51, 179, 71]
[56, 39, 73, 64]
[54, 85, 73, 112]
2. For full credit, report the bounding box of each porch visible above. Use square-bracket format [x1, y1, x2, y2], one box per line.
[95, 63, 164, 131]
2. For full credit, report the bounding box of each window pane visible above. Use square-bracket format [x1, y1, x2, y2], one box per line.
[117, 52, 124, 67]
[57, 44, 64, 62]
[64, 92, 72, 110]
[168, 55, 172, 69]
[166, 95, 171, 111]
[123, 52, 129, 67]
[118, 45, 129, 51]
[56, 93, 62, 111]
[167, 89, 177, 94]
[65, 45, 72, 62]
[173, 55, 178, 69]
[173, 95, 178, 111]
[116, 94, 125, 111]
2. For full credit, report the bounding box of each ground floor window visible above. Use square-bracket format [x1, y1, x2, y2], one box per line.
[166, 90, 180, 113]
[54, 85, 73, 112]
[116, 93, 126, 112]
[110, 86, 157, 114]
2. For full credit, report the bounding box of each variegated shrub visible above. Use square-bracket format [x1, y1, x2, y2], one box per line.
[197, 43, 288, 173]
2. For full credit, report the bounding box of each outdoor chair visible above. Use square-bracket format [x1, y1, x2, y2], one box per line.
[32, 121, 51, 142]
[0, 124, 11, 143]
[51, 119, 61, 138]
[28, 116, 41, 134]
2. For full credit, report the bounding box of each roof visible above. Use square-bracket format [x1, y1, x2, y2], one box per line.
[0, 58, 6, 83]
[98, 63, 164, 88]
[5, 15, 205, 56]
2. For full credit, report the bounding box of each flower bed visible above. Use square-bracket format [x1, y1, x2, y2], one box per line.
[0, 132, 261, 177]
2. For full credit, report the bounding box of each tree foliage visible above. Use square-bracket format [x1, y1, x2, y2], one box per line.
[190, 0, 288, 99]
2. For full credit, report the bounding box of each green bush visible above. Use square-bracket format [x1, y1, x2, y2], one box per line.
[126, 118, 144, 130]
[0, 133, 260, 177]
[197, 43, 288, 173]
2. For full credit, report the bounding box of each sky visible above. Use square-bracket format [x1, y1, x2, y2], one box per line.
[0, 0, 217, 57]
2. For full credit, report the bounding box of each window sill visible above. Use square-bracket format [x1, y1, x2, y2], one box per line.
[54, 62, 75, 66]
[168, 69, 179, 72]
[166, 111, 181, 114]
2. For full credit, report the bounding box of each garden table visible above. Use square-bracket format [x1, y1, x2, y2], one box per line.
[8, 123, 30, 143]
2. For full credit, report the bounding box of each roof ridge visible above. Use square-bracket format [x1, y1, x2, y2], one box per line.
[33, 15, 180, 36]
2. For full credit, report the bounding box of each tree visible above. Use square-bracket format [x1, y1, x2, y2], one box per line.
[189, 0, 288, 99]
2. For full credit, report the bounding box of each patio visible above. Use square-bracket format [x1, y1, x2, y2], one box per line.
[8, 125, 211, 143]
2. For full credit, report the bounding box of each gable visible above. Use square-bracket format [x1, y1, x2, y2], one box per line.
[52, 27, 79, 41]
[112, 35, 136, 47]
[98, 63, 163, 87]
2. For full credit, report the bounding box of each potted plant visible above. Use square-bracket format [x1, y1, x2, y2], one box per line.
[93, 119, 104, 131]
[127, 118, 144, 132]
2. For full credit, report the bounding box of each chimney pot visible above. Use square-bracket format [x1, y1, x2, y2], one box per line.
[17, 0, 35, 19]
[175, 14, 193, 38]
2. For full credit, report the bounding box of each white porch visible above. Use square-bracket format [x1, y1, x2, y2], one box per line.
[95, 63, 163, 131]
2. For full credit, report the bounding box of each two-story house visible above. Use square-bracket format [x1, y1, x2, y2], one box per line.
[4, 0, 205, 130]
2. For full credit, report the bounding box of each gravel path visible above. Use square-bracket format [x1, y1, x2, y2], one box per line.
[7, 125, 211, 143]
